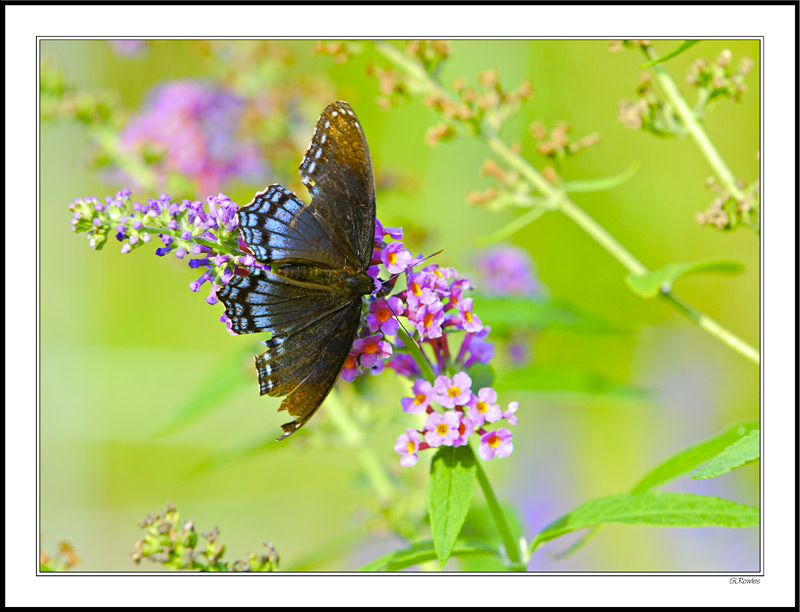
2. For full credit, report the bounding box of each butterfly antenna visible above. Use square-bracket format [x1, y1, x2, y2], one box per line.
[378, 294, 425, 354]
[375, 248, 444, 361]
[384, 249, 444, 286]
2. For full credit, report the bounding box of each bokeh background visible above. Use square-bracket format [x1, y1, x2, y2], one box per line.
[40, 39, 760, 572]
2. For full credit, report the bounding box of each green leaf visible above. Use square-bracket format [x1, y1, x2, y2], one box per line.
[557, 421, 760, 560]
[632, 421, 759, 493]
[692, 429, 760, 479]
[475, 295, 627, 335]
[640, 41, 700, 67]
[428, 446, 478, 568]
[625, 259, 744, 298]
[563, 160, 640, 193]
[500, 365, 650, 400]
[474, 204, 551, 246]
[358, 540, 499, 572]
[530, 492, 759, 554]
[153, 346, 252, 437]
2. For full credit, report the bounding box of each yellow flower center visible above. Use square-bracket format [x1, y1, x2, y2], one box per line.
[424, 313, 433, 328]
[488, 434, 500, 448]
[377, 307, 391, 322]
[436, 423, 450, 436]
[364, 341, 379, 354]
[387, 252, 398, 265]
[476, 400, 488, 413]
[412, 282, 422, 297]
[407, 440, 416, 454]
[448, 386, 461, 398]
[465, 311, 473, 323]
[414, 393, 427, 405]
[451, 295, 459, 306]
[344, 356, 356, 369]
[434, 269, 443, 278]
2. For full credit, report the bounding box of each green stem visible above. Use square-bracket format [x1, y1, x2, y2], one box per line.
[324, 389, 395, 503]
[645, 49, 745, 201]
[472, 447, 524, 570]
[97, 218, 246, 257]
[396, 326, 437, 383]
[662, 293, 760, 364]
[375, 43, 759, 365]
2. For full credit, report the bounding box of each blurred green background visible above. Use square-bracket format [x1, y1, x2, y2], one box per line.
[40, 39, 759, 571]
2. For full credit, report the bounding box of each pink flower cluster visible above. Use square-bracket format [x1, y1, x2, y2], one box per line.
[394, 372, 518, 467]
[342, 219, 493, 383]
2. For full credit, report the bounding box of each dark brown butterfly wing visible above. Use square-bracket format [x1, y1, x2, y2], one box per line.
[300, 100, 376, 270]
[218, 100, 376, 440]
[237, 184, 356, 269]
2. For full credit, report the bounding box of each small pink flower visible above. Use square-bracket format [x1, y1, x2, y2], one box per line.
[452, 415, 475, 447]
[382, 224, 403, 241]
[401, 379, 436, 414]
[340, 352, 361, 382]
[424, 411, 461, 447]
[478, 428, 514, 461]
[457, 297, 483, 333]
[353, 334, 392, 368]
[503, 401, 519, 426]
[405, 270, 439, 311]
[433, 372, 473, 409]
[466, 387, 502, 427]
[447, 284, 464, 311]
[394, 428, 421, 467]
[410, 300, 445, 340]
[367, 296, 404, 336]
[425, 264, 457, 292]
[381, 241, 413, 274]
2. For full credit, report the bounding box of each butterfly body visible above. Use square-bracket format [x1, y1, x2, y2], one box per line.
[218, 101, 376, 440]
[269, 262, 374, 297]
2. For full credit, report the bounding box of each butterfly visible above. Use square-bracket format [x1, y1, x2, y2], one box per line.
[218, 101, 377, 441]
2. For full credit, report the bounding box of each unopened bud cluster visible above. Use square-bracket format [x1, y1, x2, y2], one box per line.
[687, 50, 754, 107]
[132, 503, 279, 572]
[696, 176, 760, 232]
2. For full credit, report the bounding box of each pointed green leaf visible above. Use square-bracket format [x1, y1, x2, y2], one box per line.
[692, 429, 760, 479]
[632, 421, 759, 493]
[530, 492, 759, 554]
[640, 41, 700, 67]
[557, 421, 760, 560]
[474, 204, 550, 246]
[428, 446, 477, 568]
[625, 259, 744, 298]
[358, 540, 499, 572]
[563, 160, 640, 193]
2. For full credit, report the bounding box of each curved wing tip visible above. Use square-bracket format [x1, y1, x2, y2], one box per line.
[275, 420, 303, 441]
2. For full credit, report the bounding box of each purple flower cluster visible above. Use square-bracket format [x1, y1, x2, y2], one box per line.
[70, 187, 519, 465]
[338, 220, 518, 466]
[68, 188, 262, 307]
[120, 81, 266, 193]
[394, 372, 518, 467]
